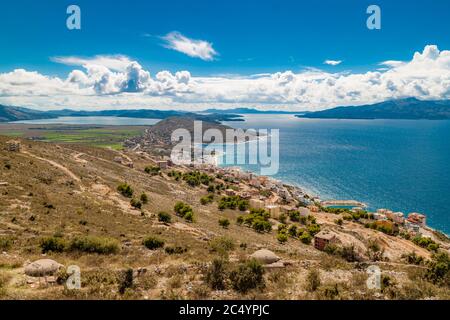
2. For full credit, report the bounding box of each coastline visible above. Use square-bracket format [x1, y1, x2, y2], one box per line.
[214, 160, 448, 237]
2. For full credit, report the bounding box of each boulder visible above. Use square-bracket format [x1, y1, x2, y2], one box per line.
[249, 249, 280, 264]
[24, 259, 63, 277]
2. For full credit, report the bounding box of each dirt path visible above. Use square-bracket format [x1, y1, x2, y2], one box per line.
[73, 152, 88, 164]
[21, 149, 85, 191]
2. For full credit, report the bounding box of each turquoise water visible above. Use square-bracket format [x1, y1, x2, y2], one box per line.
[223, 114, 450, 234]
[11, 115, 450, 234]
[11, 116, 160, 126]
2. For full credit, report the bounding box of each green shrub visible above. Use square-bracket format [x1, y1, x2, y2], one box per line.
[219, 218, 230, 229]
[305, 269, 321, 292]
[0, 237, 13, 251]
[229, 259, 265, 293]
[218, 196, 249, 211]
[184, 211, 194, 222]
[118, 268, 134, 295]
[340, 245, 359, 262]
[207, 185, 215, 193]
[307, 223, 321, 236]
[324, 244, 339, 255]
[140, 192, 149, 204]
[143, 236, 165, 250]
[289, 210, 300, 222]
[299, 232, 312, 244]
[205, 258, 228, 290]
[69, 236, 119, 254]
[402, 251, 424, 265]
[252, 219, 272, 233]
[277, 232, 288, 244]
[174, 201, 195, 222]
[144, 165, 160, 176]
[412, 236, 439, 252]
[335, 218, 343, 226]
[158, 211, 172, 224]
[237, 208, 272, 233]
[210, 236, 235, 255]
[165, 245, 187, 255]
[288, 225, 298, 238]
[40, 236, 66, 253]
[200, 194, 214, 205]
[117, 183, 133, 198]
[278, 213, 287, 224]
[168, 170, 182, 180]
[323, 207, 351, 214]
[425, 252, 449, 285]
[130, 198, 142, 209]
[277, 224, 288, 233]
[182, 171, 214, 187]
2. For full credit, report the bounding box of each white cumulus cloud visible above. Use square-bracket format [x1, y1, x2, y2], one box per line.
[161, 31, 218, 61]
[0, 45, 449, 111]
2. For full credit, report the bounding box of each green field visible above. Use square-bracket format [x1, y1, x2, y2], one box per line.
[0, 125, 145, 150]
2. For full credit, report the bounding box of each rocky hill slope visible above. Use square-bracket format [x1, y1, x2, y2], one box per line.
[0, 136, 448, 300]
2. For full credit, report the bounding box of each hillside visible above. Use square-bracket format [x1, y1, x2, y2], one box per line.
[0, 135, 449, 300]
[298, 98, 450, 120]
[0, 105, 243, 123]
[124, 116, 258, 153]
[0, 105, 57, 122]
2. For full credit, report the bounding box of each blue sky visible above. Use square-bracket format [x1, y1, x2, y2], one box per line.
[0, 0, 449, 111]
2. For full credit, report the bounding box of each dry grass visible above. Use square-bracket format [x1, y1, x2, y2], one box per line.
[0, 135, 448, 300]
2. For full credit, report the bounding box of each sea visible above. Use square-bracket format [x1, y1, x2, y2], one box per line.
[222, 114, 450, 234]
[11, 115, 450, 234]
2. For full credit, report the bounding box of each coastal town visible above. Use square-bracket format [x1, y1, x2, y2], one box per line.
[117, 128, 449, 263]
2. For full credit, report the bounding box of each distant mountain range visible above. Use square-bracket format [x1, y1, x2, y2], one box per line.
[297, 98, 450, 120]
[3, 98, 450, 123]
[0, 105, 243, 123]
[204, 107, 304, 114]
[0, 105, 52, 122]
